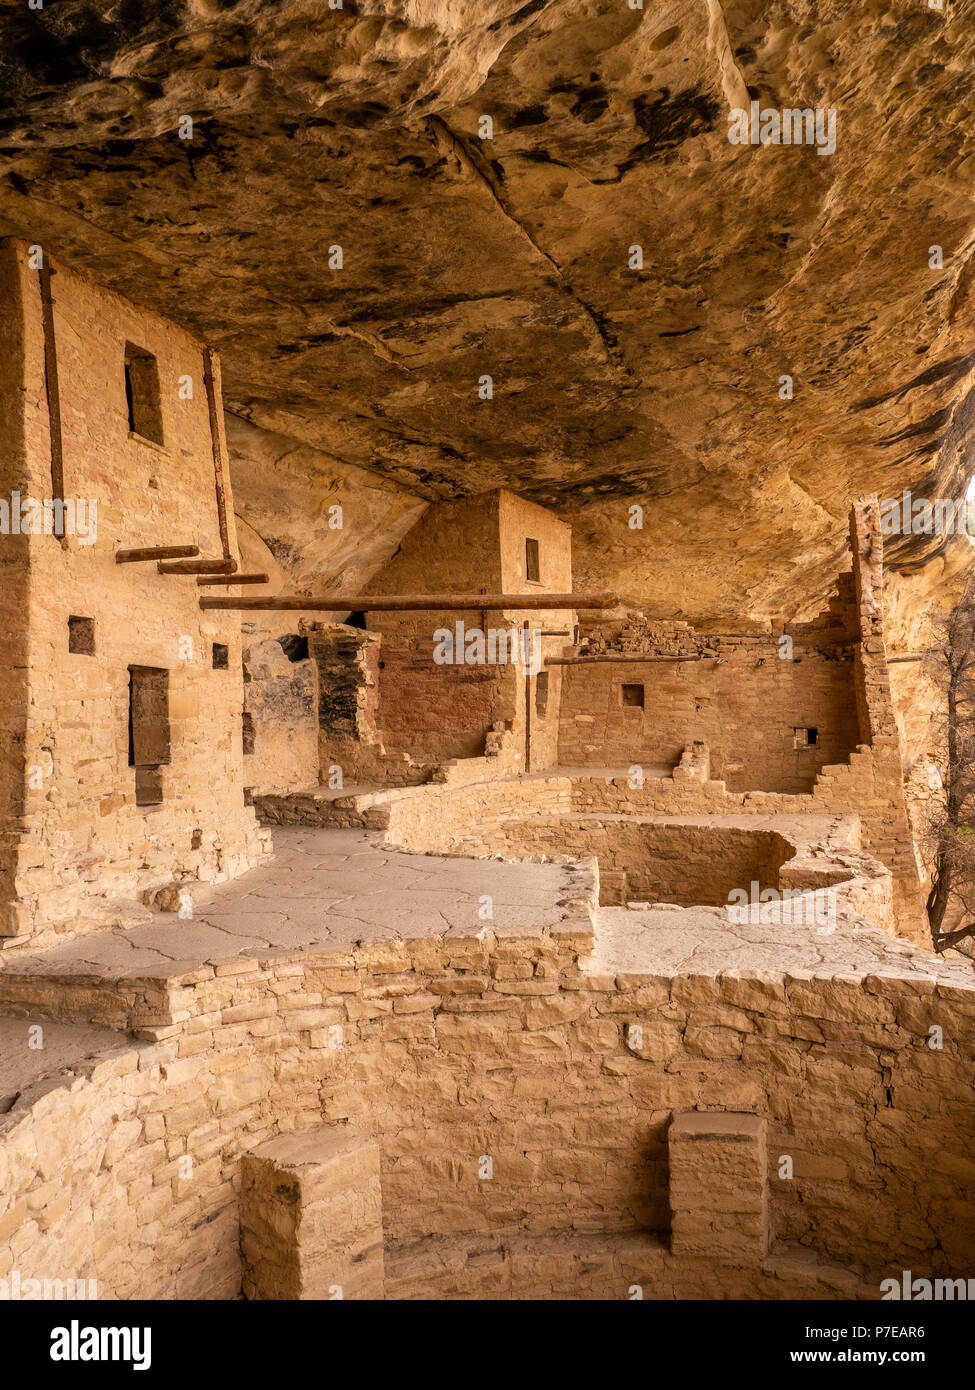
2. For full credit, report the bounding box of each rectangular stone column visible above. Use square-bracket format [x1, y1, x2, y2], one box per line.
[241, 1126, 384, 1299]
[669, 1112, 768, 1263]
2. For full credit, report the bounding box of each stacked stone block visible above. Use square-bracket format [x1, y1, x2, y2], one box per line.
[669, 1112, 768, 1261]
[241, 1127, 384, 1300]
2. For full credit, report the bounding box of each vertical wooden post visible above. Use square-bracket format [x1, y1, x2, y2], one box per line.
[38, 259, 66, 543]
[203, 345, 232, 562]
[523, 619, 532, 775]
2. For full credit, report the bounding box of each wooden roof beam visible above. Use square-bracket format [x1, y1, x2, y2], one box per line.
[546, 654, 704, 665]
[198, 591, 618, 613]
[197, 573, 271, 586]
[159, 558, 238, 576]
[116, 545, 200, 563]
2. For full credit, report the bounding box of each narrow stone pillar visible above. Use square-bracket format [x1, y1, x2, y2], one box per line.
[669, 1112, 768, 1262]
[241, 1126, 384, 1300]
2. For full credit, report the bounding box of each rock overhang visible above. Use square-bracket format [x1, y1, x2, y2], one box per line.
[1, 1, 973, 621]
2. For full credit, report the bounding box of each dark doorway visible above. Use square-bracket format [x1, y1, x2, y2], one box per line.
[128, 666, 170, 806]
[124, 343, 164, 445]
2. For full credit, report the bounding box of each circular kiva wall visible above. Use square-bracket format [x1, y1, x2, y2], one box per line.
[490, 819, 795, 907]
[2, 917, 975, 1300]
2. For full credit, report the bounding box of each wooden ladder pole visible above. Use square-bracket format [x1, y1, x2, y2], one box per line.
[38, 259, 66, 543]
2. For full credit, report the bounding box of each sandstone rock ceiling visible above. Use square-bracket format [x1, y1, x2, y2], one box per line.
[1, 0, 975, 623]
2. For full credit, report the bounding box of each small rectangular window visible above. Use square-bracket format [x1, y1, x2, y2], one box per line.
[124, 343, 164, 446]
[621, 683, 644, 708]
[794, 727, 818, 748]
[68, 616, 95, 655]
[212, 643, 229, 670]
[525, 537, 540, 583]
[242, 710, 255, 755]
[134, 767, 163, 807]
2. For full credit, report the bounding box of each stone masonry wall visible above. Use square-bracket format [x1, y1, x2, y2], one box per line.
[304, 624, 437, 786]
[558, 644, 859, 792]
[382, 772, 575, 850]
[259, 762, 918, 941]
[0, 243, 31, 939]
[363, 492, 504, 640]
[839, 498, 927, 944]
[241, 634, 318, 797]
[566, 751, 925, 943]
[551, 498, 926, 940]
[2, 920, 974, 1298]
[0, 240, 264, 946]
[377, 640, 509, 763]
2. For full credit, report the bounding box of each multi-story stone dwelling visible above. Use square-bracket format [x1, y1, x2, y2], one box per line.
[0, 238, 265, 951]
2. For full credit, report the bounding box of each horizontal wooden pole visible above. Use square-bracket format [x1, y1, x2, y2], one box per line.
[159, 558, 238, 576]
[116, 545, 199, 563]
[197, 573, 271, 587]
[546, 654, 703, 665]
[198, 591, 618, 613]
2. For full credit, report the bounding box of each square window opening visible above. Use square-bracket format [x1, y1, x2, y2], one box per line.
[124, 343, 164, 446]
[278, 633, 309, 662]
[68, 615, 95, 655]
[621, 683, 644, 708]
[794, 727, 818, 748]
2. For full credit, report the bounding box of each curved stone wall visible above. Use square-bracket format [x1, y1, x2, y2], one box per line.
[0, 1024, 309, 1299]
[469, 819, 798, 907]
[2, 909, 973, 1299]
